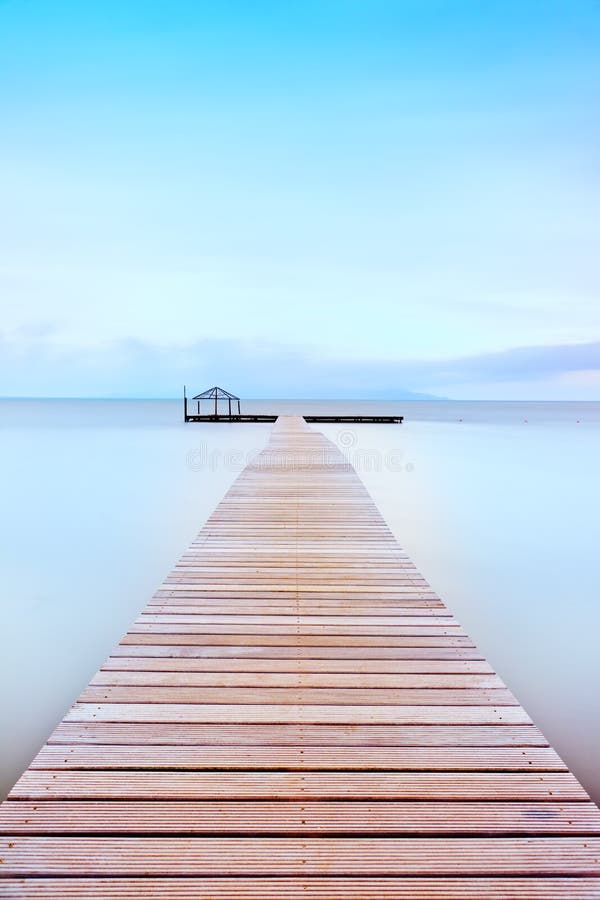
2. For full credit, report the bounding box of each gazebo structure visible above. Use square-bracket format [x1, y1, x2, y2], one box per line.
[183, 385, 278, 422]
[182, 385, 402, 423]
[187, 385, 241, 418]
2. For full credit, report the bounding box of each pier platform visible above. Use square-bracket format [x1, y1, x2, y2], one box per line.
[1, 416, 598, 897]
[184, 414, 403, 423]
[303, 414, 403, 423]
[185, 414, 278, 422]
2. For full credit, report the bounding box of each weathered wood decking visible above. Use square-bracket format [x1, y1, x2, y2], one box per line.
[1, 416, 599, 897]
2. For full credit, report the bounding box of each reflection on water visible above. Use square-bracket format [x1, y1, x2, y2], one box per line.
[1, 399, 599, 801]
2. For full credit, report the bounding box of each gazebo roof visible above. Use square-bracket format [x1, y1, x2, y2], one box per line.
[192, 385, 240, 401]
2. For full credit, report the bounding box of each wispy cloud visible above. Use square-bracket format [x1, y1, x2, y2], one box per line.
[1, 335, 599, 400]
[410, 341, 600, 386]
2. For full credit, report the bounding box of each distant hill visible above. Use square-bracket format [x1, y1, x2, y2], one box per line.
[354, 391, 450, 401]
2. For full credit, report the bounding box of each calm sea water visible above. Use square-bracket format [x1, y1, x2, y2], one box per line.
[1, 399, 599, 801]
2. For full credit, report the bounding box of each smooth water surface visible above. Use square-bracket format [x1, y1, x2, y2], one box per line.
[0, 399, 599, 801]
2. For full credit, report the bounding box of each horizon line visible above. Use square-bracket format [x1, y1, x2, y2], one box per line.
[2, 396, 600, 404]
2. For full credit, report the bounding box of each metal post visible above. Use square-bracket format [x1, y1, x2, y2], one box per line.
[214, 392, 218, 416]
[238, 399, 241, 415]
[183, 385, 188, 421]
[228, 398, 231, 418]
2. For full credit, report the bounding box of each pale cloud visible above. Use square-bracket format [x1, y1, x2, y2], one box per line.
[1, 334, 599, 400]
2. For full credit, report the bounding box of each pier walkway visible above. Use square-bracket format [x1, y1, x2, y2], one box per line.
[1, 416, 599, 897]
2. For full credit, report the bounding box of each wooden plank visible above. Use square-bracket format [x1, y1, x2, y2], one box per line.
[1, 414, 598, 892]
[29, 745, 566, 771]
[63, 702, 532, 724]
[9, 771, 587, 801]
[109, 644, 487, 658]
[100, 657, 496, 673]
[90, 670, 506, 687]
[47, 722, 549, 746]
[77, 686, 518, 705]
[1, 878, 599, 899]
[126, 625, 466, 636]
[2, 837, 600, 875]
[3, 800, 598, 835]
[119, 634, 476, 646]
[137, 614, 458, 625]
[145, 604, 449, 615]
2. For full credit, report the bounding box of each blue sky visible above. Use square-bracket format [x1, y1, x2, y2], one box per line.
[1, 0, 599, 398]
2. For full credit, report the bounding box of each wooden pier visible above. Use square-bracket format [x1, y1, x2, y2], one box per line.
[1, 415, 599, 897]
[303, 415, 403, 424]
[185, 414, 279, 423]
[184, 414, 403, 423]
